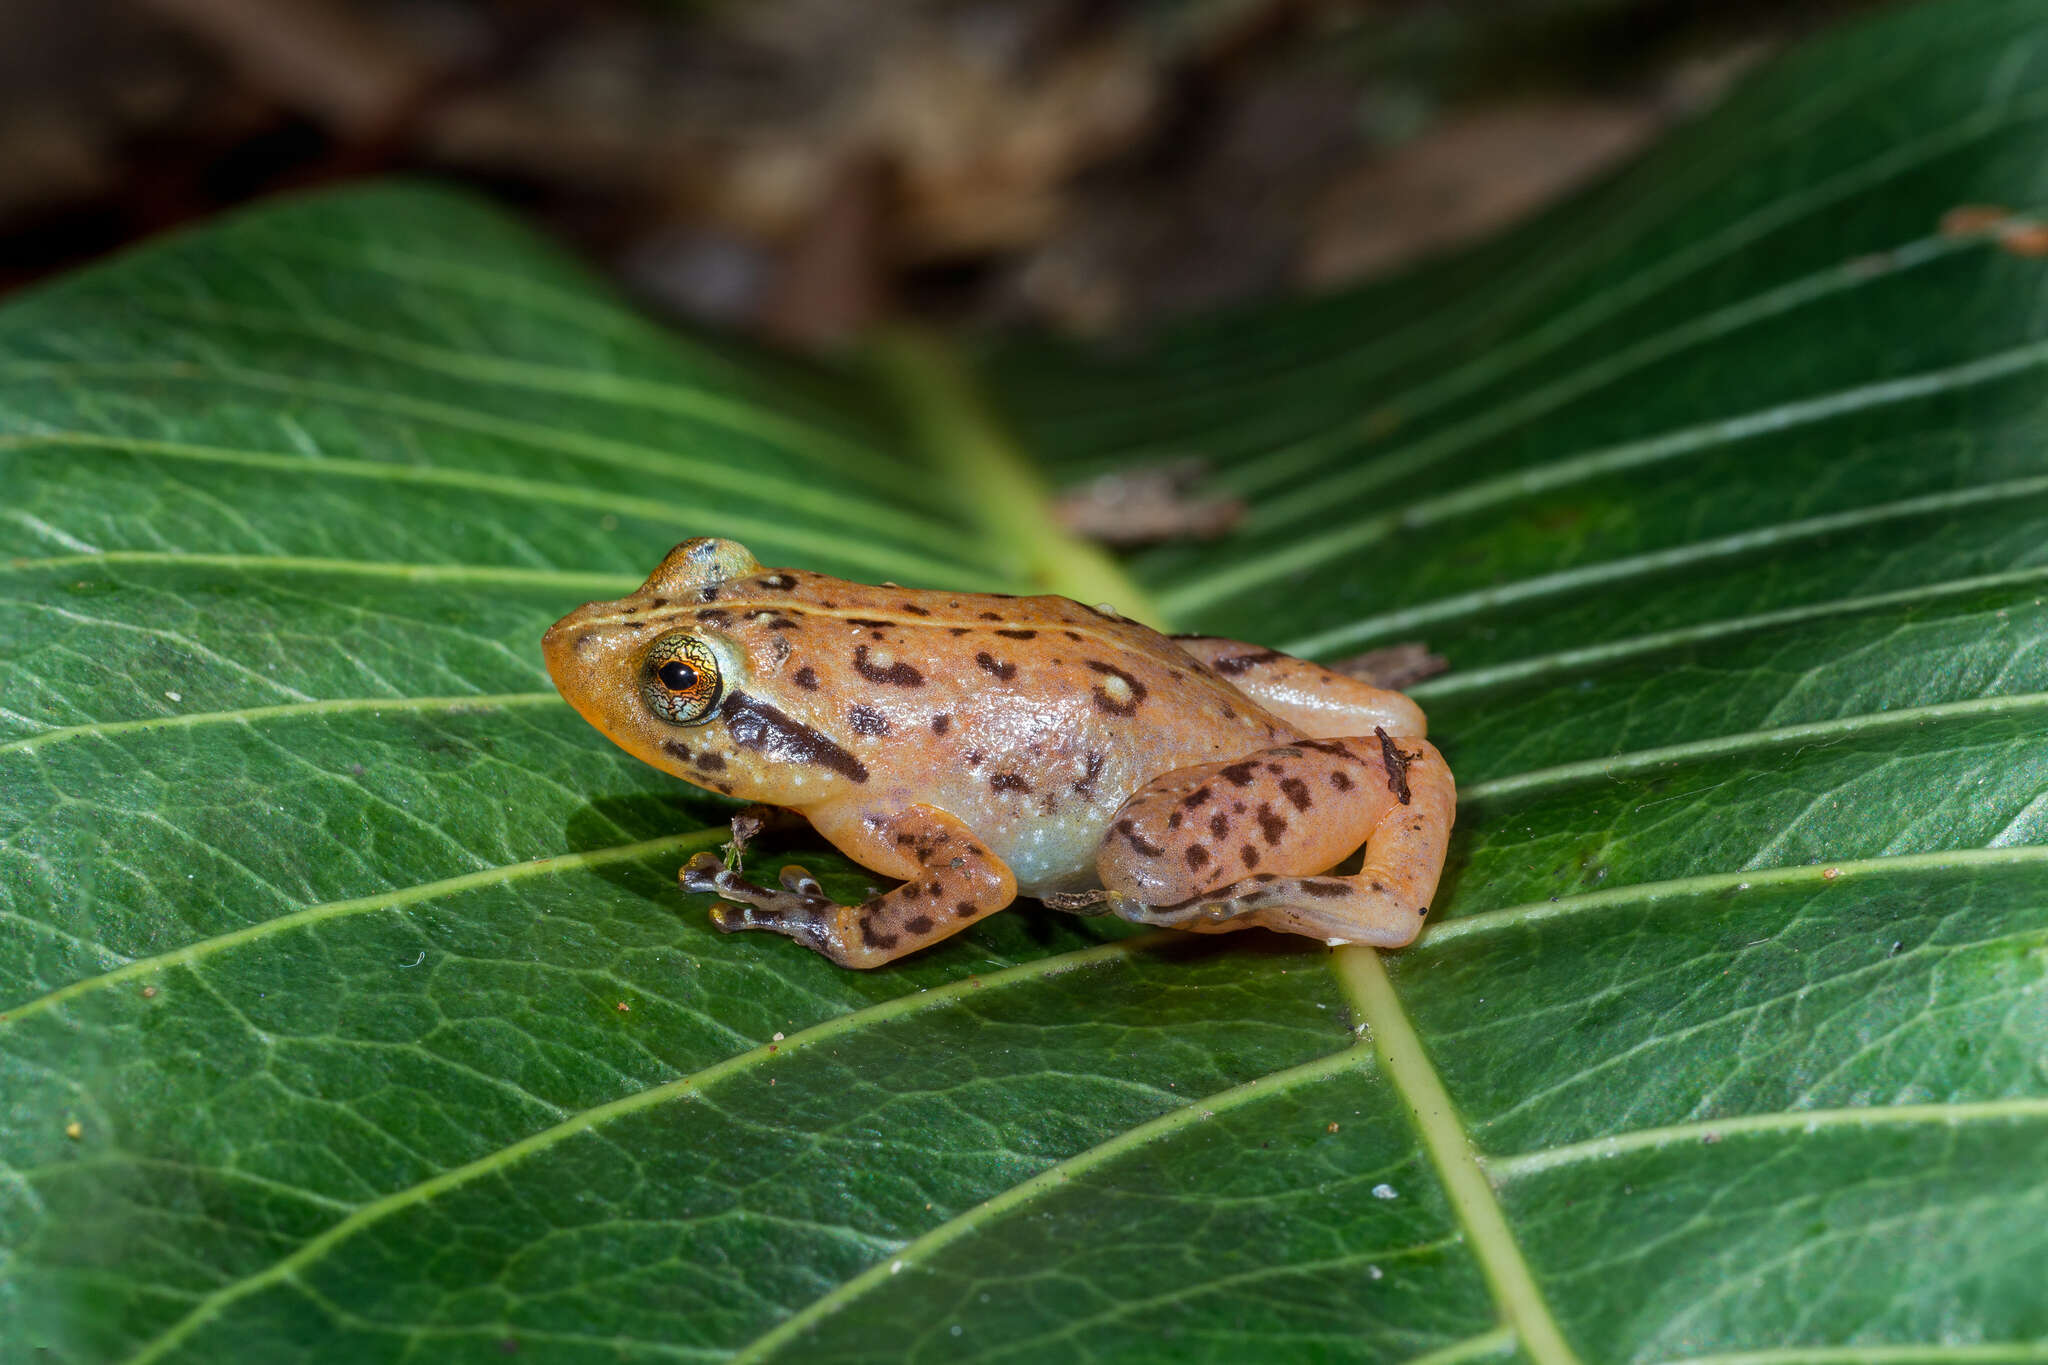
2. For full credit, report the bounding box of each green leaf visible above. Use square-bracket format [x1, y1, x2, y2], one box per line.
[5, 2, 2047, 1361]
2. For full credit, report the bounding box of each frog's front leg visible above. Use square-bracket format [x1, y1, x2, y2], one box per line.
[681, 803, 1015, 968]
[1094, 733, 1454, 947]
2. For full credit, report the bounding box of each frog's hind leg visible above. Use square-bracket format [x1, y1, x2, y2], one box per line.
[682, 804, 1015, 968]
[1170, 635, 1427, 739]
[1095, 733, 1454, 947]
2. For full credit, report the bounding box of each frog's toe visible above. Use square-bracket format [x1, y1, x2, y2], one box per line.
[680, 852, 735, 896]
[777, 864, 823, 897]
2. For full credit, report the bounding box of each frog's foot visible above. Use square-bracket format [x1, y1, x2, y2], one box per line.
[680, 805, 1017, 968]
[682, 852, 833, 927]
[1095, 732, 1455, 948]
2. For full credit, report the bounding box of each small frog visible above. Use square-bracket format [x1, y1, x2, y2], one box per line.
[543, 538, 1455, 968]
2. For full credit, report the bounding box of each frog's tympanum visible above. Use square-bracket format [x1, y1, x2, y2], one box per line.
[544, 538, 1455, 968]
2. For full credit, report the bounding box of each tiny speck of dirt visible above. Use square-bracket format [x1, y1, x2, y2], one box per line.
[1821, 866, 1842, 881]
[772, 1031, 785, 1042]
[1702, 1131, 1723, 1144]
[1999, 221, 2048, 257]
[1939, 203, 2011, 237]
[65, 1121, 82, 1140]
[141, 985, 157, 999]
[1327, 1122, 1340, 1134]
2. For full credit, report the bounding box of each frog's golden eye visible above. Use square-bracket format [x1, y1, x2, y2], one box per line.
[643, 633, 723, 725]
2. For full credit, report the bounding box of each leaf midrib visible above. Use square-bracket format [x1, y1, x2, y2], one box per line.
[1339, 948, 1582, 1365]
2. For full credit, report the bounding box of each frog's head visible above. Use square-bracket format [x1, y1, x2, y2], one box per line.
[543, 538, 869, 805]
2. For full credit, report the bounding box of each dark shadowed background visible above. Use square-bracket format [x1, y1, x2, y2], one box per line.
[0, 0, 1874, 341]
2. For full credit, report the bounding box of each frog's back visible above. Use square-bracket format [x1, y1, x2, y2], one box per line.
[704, 572, 1296, 892]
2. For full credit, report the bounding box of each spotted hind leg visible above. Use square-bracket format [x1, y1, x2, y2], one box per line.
[1093, 732, 1454, 947]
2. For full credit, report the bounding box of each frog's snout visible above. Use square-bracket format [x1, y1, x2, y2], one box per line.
[541, 604, 608, 707]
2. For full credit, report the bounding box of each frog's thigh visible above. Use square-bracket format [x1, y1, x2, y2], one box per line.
[684, 804, 1016, 968]
[1097, 735, 1454, 947]
[1174, 635, 1424, 739]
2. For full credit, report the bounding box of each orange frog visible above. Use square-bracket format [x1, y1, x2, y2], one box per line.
[544, 538, 1455, 967]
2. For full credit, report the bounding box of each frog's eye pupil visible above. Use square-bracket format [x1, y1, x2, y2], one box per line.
[659, 660, 698, 692]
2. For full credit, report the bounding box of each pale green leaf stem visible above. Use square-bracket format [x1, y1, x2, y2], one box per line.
[1338, 949, 1582, 1365]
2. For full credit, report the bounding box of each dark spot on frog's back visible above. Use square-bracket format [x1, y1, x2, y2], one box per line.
[930, 713, 952, 736]
[849, 705, 889, 736]
[1212, 649, 1284, 677]
[990, 772, 1032, 794]
[1086, 661, 1146, 717]
[760, 573, 797, 591]
[899, 602, 932, 616]
[1279, 777, 1313, 811]
[853, 645, 925, 687]
[905, 914, 935, 936]
[722, 690, 869, 783]
[995, 629, 1037, 639]
[793, 666, 819, 690]
[1073, 750, 1105, 796]
[975, 652, 1017, 681]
